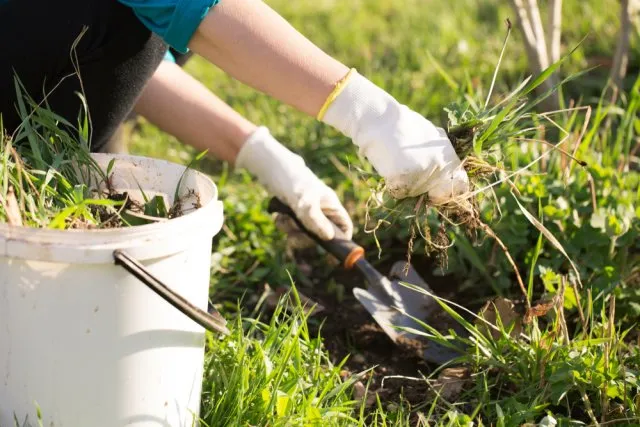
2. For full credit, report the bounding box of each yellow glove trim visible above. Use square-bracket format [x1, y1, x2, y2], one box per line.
[316, 68, 357, 121]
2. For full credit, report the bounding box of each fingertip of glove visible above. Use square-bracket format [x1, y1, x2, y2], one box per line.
[436, 126, 450, 140]
[452, 167, 470, 188]
[303, 205, 336, 241]
[428, 172, 471, 204]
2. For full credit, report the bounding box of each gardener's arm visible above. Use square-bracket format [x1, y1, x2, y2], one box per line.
[187, 0, 348, 117]
[133, 60, 255, 163]
[122, 0, 469, 203]
[134, 60, 353, 242]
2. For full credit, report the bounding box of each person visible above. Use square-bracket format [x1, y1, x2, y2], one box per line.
[0, 0, 469, 247]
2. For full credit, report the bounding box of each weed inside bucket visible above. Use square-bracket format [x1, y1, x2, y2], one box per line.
[0, 79, 202, 230]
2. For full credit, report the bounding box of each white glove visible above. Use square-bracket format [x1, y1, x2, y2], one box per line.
[235, 126, 353, 243]
[320, 70, 469, 204]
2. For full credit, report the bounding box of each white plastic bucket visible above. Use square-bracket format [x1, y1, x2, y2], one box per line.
[0, 153, 224, 427]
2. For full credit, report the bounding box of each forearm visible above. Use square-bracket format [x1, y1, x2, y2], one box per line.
[188, 0, 349, 117]
[133, 60, 256, 164]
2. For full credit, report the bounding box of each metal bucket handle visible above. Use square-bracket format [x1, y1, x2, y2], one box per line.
[113, 249, 230, 335]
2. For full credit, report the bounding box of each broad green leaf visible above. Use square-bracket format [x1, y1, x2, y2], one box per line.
[48, 205, 79, 229]
[572, 338, 612, 346]
[174, 150, 208, 203]
[496, 404, 505, 427]
[84, 198, 124, 207]
[144, 195, 168, 218]
[276, 394, 290, 417]
[563, 284, 577, 310]
[119, 215, 149, 227]
[106, 158, 116, 177]
[305, 406, 322, 421]
[261, 388, 271, 407]
[14, 76, 44, 169]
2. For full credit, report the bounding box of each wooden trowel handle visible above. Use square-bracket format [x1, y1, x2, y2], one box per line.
[267, 197, 365, 269]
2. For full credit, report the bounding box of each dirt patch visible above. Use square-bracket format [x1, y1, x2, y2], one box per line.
[296, 246, 478, 416]
[317, 295, 430, 407]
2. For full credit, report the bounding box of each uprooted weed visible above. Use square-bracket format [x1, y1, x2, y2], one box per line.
[362, 22, 591, 307]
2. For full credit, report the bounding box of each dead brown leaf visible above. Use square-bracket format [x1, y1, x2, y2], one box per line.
[2, 186, 23, 226]
[353, 381, 377, 407]
[524, 297, 557, 324]
[433, 367, 471, 401]
[476, 297, 522, 339]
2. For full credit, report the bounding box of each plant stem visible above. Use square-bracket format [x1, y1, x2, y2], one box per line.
[481, 222, 530, 309]
[484, 20, 513, 110]
[611, 0, 634, 97]
[547, 0, 563, 64]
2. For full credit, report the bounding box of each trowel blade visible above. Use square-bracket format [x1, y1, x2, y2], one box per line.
[387, 261, 438, 320]
[352, 286, 408, 343]
[354, 261, 467, 365]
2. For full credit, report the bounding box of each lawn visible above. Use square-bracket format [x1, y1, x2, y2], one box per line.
[87, 0, 640, 425]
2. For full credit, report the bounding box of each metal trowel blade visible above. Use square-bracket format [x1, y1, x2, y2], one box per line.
[352, 286, 406, 343]
[355, 261, 467, 365]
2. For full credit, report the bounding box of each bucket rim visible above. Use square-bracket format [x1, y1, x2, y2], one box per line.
[0, 153, 224, 263]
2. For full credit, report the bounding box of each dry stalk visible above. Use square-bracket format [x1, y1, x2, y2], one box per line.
[547, 0, 563, 64]
[538, 105, 593, 179]
[509, 0, 560, 110]
[481, 222, 530, 309]
[406, 223, 416, 275]
[580, 384, 601, 426]
[515, 136, 586, 167]
[569, 106, 593, 177]
[558, 276, 570, 345]
[0, 186, 23, 226]
[571, 277, 587, 331]
[611, 0, 634, 97]
[586, 288, 593, 330]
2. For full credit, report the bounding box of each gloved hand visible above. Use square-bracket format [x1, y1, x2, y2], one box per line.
[319, 70, 469, 204]
[235, 126, 353, 247]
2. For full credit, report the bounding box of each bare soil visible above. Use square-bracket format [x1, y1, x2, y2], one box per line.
[294, 241, 484, 416]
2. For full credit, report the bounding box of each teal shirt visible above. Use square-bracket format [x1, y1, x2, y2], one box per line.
[119, 0, 220, 53]
[1, 0, 220, 54]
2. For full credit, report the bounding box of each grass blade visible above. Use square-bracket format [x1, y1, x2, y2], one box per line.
[513, 194, 582, 288]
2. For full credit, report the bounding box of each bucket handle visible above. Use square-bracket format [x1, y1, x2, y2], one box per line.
[113, 249, 230, 336]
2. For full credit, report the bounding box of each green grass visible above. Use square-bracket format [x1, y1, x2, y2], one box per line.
[396, 279, 640, 425]
[199, 289, 362, 427]
[0, 80, 122, 229]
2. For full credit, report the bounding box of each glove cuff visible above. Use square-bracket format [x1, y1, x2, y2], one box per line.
[235, 126, 307, 200]
[236, 126, 303, 171]
[319, 70, 400, 146]
[316, 68, 357, 121]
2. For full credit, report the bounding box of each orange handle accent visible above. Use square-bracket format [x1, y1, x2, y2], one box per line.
[344, 247, 365, 269]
